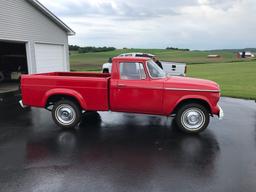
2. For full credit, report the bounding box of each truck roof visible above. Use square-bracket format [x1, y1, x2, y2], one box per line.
[113, 56, 150, 62]
[119, 52, 155, 57]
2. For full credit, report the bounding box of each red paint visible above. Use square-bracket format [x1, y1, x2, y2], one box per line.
[21, 57, 221, 116]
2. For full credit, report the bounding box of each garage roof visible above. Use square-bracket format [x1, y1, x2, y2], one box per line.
[26, 0, 75, 35]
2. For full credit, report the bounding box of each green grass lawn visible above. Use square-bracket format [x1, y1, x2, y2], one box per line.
[70, 49, 256, 100]
[188, 62, 256, 100]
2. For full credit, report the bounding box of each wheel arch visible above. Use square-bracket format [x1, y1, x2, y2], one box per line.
[171, 98, 212, 116]
[43, 89, 87, 110]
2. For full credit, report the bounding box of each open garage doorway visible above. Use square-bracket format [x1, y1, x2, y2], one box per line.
[0, 40, 28, 95]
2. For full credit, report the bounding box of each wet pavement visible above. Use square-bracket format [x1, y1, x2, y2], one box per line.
[0, 97, 255, 192]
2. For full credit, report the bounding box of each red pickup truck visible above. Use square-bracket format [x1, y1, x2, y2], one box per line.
[20, 57, 223, 134]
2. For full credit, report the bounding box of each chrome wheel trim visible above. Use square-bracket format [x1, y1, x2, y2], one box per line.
[55, 104, 76, 125]
[181, 108, 205, 131]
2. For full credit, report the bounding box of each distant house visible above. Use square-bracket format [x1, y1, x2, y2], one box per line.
[207, 54, 221, 58]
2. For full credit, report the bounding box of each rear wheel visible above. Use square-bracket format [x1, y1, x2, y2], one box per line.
[52, 100, 81, 129]
[175, 103, 209, 134]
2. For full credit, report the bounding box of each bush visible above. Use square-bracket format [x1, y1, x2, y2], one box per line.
[69, 45, 116, 53]
[166, 47, 190, 51]
[69, 45, 80, 51]
[78, 46, 116, 53]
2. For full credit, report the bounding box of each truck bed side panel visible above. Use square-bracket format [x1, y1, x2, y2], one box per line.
[21, 75, 110, 111]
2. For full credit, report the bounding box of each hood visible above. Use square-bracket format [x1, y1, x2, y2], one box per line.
[164, 76, 220, 92]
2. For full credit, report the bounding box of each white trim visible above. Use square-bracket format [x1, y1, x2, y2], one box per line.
[114, 85, 219, 92]
[117, 84, 162, 90]
[164, 88, 220, 93]
[66, 44, 70, 72]
[0, 38, 29, 44]
[63, 44, 68, 71]
[25, 42, 33, 74]
[34, 41, 66, 46]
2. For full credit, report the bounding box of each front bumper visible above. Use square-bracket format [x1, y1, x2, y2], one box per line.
[218, 104, 224, 120]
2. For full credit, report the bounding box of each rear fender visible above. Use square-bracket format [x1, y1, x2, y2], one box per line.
[42, 88, 87, 109]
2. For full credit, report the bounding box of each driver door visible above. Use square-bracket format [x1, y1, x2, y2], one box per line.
[110, 62, 164, 114]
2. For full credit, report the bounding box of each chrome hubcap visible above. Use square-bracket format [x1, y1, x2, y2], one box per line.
[55, 104, 76, 125]
[181, 108, 205, 131]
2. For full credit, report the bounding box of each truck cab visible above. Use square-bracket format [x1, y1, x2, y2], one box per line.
[109, 57, 166, 114]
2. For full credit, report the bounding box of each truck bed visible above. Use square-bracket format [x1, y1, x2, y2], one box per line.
[21, 72, 111, 111]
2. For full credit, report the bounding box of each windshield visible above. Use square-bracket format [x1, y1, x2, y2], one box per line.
[146, 60, 166, 78]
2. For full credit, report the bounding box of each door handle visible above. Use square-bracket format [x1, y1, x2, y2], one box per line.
[117, 84, 126, 88]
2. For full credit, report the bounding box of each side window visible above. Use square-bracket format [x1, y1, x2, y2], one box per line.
[120, 62, 146, 80]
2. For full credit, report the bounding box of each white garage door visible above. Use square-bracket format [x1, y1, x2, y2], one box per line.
[35, 43, 66, 73]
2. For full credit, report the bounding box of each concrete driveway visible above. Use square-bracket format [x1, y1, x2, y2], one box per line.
[0, 97, 255, 192]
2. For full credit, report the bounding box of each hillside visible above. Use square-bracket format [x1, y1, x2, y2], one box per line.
[70, 49, 255, 71]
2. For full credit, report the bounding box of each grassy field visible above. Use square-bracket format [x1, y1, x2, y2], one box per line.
[70, 49, 256, 99]
[188, 62, 256, 99]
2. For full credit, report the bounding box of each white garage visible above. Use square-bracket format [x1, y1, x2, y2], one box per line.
[0, 0, 75, 95]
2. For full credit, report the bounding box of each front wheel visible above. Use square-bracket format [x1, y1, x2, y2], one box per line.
[52, 100, 81, 129]
[175, 103, 210, 134]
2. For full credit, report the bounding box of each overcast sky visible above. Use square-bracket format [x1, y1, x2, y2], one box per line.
[38, 0, 256, 50]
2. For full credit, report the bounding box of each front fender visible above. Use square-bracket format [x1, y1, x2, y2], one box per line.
[166, 94, 214, 115]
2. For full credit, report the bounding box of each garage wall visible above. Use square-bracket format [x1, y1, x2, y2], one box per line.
[0, 0, 69, 73]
